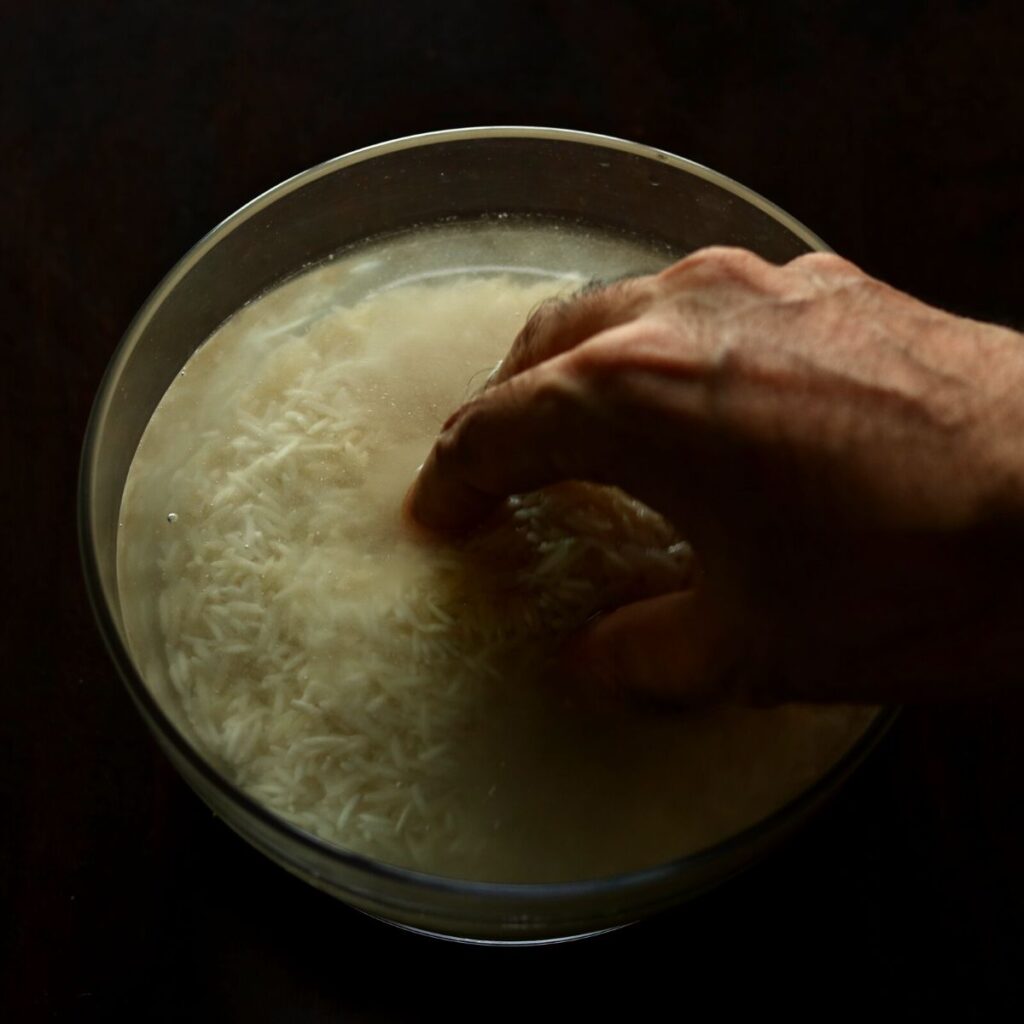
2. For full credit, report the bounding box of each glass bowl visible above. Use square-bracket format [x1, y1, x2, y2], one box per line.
[79, 126, 897, 944]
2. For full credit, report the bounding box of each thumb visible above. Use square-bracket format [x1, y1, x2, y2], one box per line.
[562, 590, 735, 706]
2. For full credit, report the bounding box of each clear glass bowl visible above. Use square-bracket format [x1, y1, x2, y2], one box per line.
[79, 127, 897, 944]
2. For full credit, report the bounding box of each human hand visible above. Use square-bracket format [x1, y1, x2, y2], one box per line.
[407, 248, 1024, 704]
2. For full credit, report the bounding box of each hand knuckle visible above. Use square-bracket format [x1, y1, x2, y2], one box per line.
[667, 246, 779, 290]
[695, 245, 756, 267]
[789, 251, 862, 277]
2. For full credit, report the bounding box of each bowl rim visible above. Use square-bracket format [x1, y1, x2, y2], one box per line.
[79, 125, 897, 909]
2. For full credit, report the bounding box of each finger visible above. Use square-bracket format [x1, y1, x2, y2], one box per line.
[405, 317, 734, 535]
[405, 355, 619, 532]
[491, 275, 654, 386]
[561, 589, 736, 705]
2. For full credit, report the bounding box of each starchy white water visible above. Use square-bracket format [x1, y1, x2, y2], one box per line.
[118, 220, 874, 882]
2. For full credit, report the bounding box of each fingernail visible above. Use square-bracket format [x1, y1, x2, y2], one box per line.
[485, 358, 504, 386]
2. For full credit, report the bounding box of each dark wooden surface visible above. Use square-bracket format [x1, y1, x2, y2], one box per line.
[3, 1, 1023, 1019]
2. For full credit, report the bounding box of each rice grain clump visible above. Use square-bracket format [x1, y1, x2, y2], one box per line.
[118, 224, 875, 882]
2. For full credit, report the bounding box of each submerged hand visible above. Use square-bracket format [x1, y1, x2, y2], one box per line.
[408, 248, 1024, 705]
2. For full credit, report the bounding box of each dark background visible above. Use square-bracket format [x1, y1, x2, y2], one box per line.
[3, 1, 1023, 1019]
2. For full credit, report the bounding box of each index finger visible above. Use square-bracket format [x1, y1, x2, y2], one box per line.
[405, 340, 639, 532]
[490, 275, 654, 386]
[405, 364, 590, 532]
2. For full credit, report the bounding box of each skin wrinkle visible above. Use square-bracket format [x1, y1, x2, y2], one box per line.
[766, 346, 960, 438]
[682, 297, 977, 505]
[583, 319, 951, 471]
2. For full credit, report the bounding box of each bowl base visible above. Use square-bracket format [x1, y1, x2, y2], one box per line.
[363, 909, 633, 946]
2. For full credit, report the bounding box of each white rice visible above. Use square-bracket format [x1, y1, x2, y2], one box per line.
[117, 223, 875, 882]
